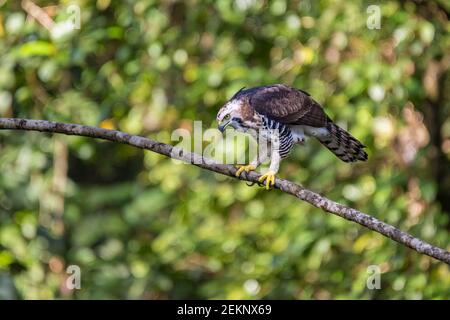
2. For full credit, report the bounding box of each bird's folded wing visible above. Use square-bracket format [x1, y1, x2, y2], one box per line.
[250, 84, 328, 127]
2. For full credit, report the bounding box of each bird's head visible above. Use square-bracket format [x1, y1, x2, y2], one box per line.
[216, 88, 258, 133]
[216, 99, 246, 133]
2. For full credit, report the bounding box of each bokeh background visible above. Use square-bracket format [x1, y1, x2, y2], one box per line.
[0, 0, 449, 299]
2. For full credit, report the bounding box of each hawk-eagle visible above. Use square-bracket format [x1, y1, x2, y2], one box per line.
[216, 84, 368, 189]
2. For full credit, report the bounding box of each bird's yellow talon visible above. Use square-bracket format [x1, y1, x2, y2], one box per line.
[235, 164, 256, 177]
[258, 171, 276, 190]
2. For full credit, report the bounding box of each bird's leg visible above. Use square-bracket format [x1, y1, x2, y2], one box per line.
[235, 152, 266, 178]
[235, 162, 258, 177]
[236, 140, 269, 177]
[258, 151, 280, 190]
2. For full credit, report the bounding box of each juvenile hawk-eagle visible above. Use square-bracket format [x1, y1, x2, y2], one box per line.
[216, 84, 368, 189]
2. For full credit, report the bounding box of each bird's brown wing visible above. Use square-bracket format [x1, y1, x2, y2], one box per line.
[249, 84, 328, 127]
[295, 100, 329, 127]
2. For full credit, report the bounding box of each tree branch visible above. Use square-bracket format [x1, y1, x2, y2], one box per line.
[1, 117, 449, 265]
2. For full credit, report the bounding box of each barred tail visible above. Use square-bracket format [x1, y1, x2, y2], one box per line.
[318, 121, 368, 163]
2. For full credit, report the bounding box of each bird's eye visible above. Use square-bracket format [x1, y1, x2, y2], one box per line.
[224, 114, 231, 120]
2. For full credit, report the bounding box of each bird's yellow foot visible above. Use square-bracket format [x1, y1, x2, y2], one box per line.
[235, 164, 256, 177]
[258, 171, 276, 190]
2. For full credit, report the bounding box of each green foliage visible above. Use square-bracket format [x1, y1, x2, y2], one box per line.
[0, 0, 449, 299]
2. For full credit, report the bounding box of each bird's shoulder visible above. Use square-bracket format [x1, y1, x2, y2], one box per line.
[240, 84, 324, 125]
[244, 84, 310, 98]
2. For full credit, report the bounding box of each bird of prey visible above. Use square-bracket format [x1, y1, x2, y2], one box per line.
[216, 84, 368, 189]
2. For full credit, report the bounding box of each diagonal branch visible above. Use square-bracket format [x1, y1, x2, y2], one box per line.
[1, 117, 449, 264]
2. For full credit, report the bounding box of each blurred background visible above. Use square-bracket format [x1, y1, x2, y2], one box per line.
[0, 0, 449, 299]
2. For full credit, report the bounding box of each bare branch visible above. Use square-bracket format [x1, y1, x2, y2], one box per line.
[1, 117, 449, 264]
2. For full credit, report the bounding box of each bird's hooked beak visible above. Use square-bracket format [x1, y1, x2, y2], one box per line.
[218, 120, 231, 133]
